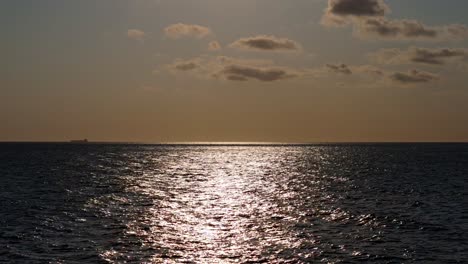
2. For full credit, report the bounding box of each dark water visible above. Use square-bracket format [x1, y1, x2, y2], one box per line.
[1, 143, 467, 263]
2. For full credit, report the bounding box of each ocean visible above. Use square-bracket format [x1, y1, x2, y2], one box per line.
[1, 143, 467, 263]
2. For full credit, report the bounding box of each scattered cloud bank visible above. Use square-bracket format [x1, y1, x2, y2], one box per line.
[166, 56, 439, 85]
[137, 1, 464, 90]
[317, 63, 437, 85]
[370, 47, 468, 65]
[164, 23, 212, 39]
[208, 41, 221, 51]
[230, 35, 301, 52]
[127, 29, 145, 41]
[157, 18, 444, 86]
[390, 69, 439, 84]
[167, 56, 299, 82]
[321, 0, 468, 41]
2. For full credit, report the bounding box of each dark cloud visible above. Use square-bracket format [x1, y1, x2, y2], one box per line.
[321, 0, 388, 26]
[230, 35, 301, 51]
[411, 48, 466, 65]
[321, 1, 468, 41]
[220, 65, 297, 82]
[328, 0, 388, 17]
[370, 47, 468, 65]
[326, 63, 352, 74]
[359, 18, 438, 39]
[390, 69, 438, 84]
[446, 24, 468, 38]
[171, 60, 200, 71]
[357, 19, 468, 40]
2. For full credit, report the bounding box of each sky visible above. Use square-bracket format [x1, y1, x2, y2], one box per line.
[2, 0, 468, 142]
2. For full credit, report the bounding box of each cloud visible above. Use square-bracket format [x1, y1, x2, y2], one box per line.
[321, 0, 390, 26]
[390, 69, 439, 84]
[326, 0, 388, 17]
[321, 0, 468, 41]
[230, 35, 301, 52]
[358, 18, 438, 40]
[164, 23, 212, 39]
[446, 24, 468, 39]
[322, 63, 439, 85]
[212, 56, 300, 81]
[321, 0, 388, 26]
[169, 58, 201, 72]
[310, 64, 386, 80]
[208, 41, 221, 51]
[213, 56, 300, 82]
[355, 17, 466, 41]
[326, 63, 352, 74]
[370, 47, 468, 65]
[406, 48, 467, 65]
[218, 65, 297, 82]
[127, 29, 145, 41]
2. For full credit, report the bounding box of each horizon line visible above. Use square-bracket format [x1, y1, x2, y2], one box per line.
[1, 141, 468, 145]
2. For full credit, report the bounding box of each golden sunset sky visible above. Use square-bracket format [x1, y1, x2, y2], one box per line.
[2, 0, 468, 142]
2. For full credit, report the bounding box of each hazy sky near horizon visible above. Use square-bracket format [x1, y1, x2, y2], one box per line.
[2, 0, 468, 142]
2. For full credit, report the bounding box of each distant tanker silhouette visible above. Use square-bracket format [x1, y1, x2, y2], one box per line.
[69, 139, 89, 143]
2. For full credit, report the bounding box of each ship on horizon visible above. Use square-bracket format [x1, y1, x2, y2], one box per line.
[69, 139, 89, 143]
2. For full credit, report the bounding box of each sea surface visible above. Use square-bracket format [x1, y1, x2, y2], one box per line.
[0, 143, 467, 263]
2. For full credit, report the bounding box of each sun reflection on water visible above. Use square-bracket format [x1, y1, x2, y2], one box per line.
[121, 147, 295, 263]
[91, 146, 387, 263]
